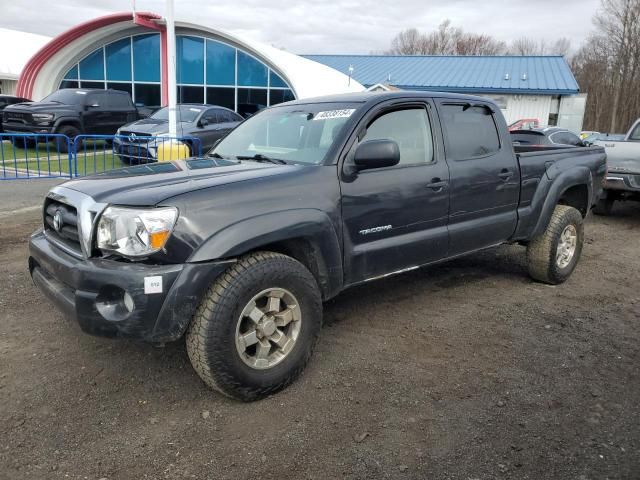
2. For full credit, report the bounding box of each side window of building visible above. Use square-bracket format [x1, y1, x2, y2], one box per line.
[361, 108, 434, 165]
[440, 104, 501, 160]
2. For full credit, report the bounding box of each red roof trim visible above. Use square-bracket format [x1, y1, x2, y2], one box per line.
[16, 12, 161, 98]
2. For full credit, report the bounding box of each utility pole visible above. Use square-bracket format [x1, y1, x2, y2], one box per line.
[166, 0, 177, 137]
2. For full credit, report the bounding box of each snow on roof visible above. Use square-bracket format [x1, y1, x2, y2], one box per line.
[0, 28, 51, 79]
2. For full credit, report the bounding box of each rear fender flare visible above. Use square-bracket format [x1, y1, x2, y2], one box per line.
[530, 167, 593, 238]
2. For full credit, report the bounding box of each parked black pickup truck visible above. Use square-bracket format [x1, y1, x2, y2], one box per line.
[2, 88, 140, 152]
[28, 92, 606, 400]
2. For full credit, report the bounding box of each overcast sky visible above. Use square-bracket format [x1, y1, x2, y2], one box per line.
[0, 0, 602, 54]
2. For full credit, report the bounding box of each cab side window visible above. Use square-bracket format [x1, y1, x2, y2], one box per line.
[630, 124, 640, 141]
[202, 109, 219, 124]
[361, 108, 433, 165]
[440, 104, 500, 160]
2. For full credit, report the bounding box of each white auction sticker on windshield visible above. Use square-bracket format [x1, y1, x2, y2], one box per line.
[313, 109, 355, 121]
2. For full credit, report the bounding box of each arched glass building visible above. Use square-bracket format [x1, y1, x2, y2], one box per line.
[17, 12, 362, 115]
[58, 33, 295, 116]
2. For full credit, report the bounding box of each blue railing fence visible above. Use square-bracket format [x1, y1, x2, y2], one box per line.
[1, 133, 203, 180]
[0, 133, 72, 180]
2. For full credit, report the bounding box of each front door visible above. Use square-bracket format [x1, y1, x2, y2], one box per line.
[341, 102, 450, 284]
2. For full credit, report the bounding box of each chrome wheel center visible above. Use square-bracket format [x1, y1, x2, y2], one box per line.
[556, 224, 578, 269]
[235, 288, 302, 370]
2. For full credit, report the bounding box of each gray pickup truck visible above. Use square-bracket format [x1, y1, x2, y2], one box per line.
[29, 91, 606, 400]
[593, 118, 640, 214]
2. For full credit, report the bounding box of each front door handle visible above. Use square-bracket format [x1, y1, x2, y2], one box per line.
[498, 169, 514, 180]
[426, 178, 448, 191]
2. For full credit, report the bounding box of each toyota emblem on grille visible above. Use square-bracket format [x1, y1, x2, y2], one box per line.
[53, 210, 64, 232]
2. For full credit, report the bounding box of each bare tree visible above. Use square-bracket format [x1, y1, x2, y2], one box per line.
[385, 21, 506, 56]
[509, 37, 571, 56]
[388, 28, 425, 55]
[573, 0, 640, 132]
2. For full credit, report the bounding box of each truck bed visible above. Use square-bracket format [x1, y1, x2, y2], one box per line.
[512, 144, 607, 240]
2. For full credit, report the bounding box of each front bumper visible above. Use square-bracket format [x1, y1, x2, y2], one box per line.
[29, 230, 234, 342]
[603, 172, 640, 192]
[3, 124, 54, 135]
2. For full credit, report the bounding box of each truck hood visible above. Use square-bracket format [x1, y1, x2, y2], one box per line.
[595, 140, 640, 173]
[4, 102, 76, 113]
[59, 158, 305, 205]
[119, 117, 192, 135]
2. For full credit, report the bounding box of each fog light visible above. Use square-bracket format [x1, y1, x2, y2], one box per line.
[95, 285, 134, 322]
[123, 291, 135, 313]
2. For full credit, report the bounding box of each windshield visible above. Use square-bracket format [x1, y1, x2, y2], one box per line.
[42, 89, 89, 105]
[211, 103, 360, 164]
[152, 105, 205, 123]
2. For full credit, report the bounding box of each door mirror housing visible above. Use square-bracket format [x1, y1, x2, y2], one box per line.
[353, 139, 400, 170]
[199, 118, 209, 128]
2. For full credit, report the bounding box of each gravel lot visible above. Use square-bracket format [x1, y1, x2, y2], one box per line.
[1, 185, 639, 480]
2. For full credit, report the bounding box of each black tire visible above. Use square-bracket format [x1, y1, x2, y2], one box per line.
[593, 194, 615, 216]
[10, 137, 35, 149]
[526, 205, 584, 285]
[55, 125, 80, 153]
[186, 251, 322, 401]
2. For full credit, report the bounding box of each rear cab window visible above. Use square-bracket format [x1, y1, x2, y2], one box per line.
[440, 104, 501, 160]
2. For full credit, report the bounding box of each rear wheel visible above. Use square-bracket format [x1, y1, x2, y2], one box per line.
[527, 205, 584, 285]
[186, 252, 322, 401]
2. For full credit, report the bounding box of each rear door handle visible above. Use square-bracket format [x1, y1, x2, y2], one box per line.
[498, 169, 514, 180]
[426, 178, 448, 191]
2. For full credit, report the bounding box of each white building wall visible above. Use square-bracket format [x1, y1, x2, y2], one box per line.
[503, 94, 552, 125]
[0, 79, 18, 95]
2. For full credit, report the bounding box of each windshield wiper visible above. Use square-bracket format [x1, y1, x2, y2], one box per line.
[235, 154, 287, 165]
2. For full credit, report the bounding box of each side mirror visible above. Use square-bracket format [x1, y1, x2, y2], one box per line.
[199, 118, 209, 127]
[353, 139, 400, 170]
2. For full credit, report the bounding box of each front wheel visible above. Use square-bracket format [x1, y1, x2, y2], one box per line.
[186, 252, 322, 401]
[526, 205, 584, 285]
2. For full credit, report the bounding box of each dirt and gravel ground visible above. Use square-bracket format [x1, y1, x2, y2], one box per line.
[1, 186, 639, 480]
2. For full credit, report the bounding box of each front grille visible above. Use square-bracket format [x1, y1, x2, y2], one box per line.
[4, 111, 32, 124]
[119, 131, 152, 143]
[44, 198, 82, 256]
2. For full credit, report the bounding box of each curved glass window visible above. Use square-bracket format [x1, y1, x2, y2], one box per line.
[206, 40, 235, 86]
[237, 51, 268, 87]
[133, 34, 160, 82]
[60, 33, 294, 113]
[79, 49, 104, 80]
[177, 36, 204, 85]
[106, 38, 132, 81]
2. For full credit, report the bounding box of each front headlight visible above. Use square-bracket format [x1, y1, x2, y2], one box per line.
[32, 113, 54, 122]
[96, 206, 178, 258]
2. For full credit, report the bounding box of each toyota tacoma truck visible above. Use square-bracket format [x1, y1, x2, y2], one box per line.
[28, 92, 606, 401]
[592, 118, 640, 215]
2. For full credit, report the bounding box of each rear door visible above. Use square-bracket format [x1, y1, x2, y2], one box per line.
[436, 100, 520, 256]
[83, 91, 111, 134]
[340, 100, 450, 283]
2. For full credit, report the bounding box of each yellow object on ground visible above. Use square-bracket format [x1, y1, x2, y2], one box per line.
[157, 141, 190, 162]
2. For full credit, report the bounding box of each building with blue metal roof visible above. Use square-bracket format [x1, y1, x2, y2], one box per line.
[304, 54, 586, 131]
